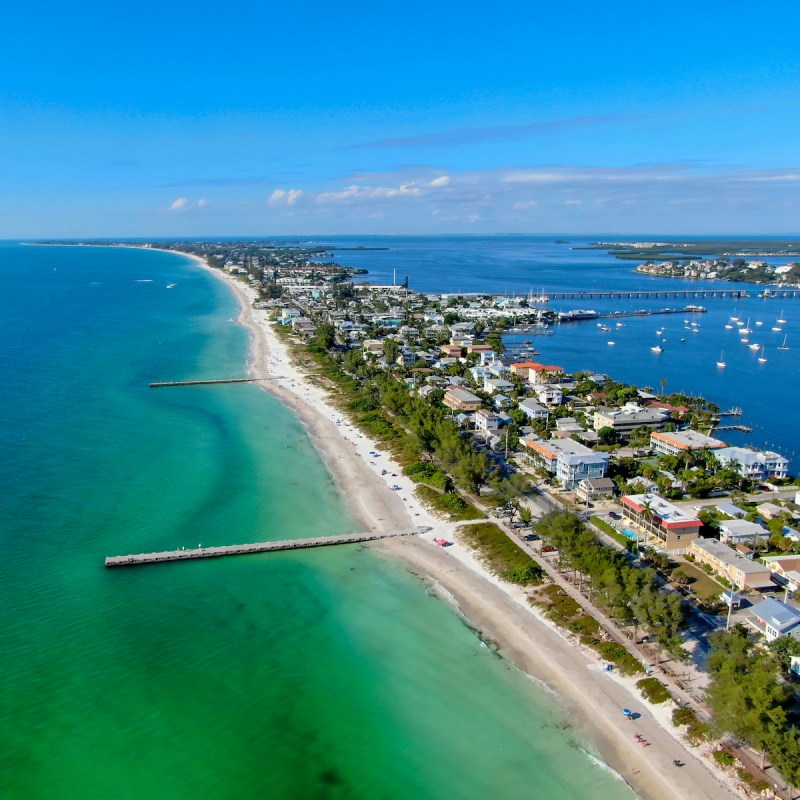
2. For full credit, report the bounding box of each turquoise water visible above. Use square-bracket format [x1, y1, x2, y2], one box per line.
[0, 243, 634, 799]
[621, 529, 639, 541]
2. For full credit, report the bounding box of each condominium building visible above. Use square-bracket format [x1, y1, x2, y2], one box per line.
[620, 493, 701, 553]
[688, 538, 774, 591]
[713, 446, 790, 481]
[522, 437, 609, 490]
[650, 429, 726, 457]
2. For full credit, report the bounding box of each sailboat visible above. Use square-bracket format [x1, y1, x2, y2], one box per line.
[778, 334, 790, 351]
[758, 346, 767, 364]
[748, 342, 760, 351]
[740, 317, 752, 335]
[778, 309, 787, 324]
[716, 351, 726, 368]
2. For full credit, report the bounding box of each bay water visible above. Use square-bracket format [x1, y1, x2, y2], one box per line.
[0, 243, 634, 799]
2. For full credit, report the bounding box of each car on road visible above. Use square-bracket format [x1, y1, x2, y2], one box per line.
[541, 545, 557, 553]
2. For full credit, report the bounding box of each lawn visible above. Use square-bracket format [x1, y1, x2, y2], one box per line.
[675, 561, 725, 603]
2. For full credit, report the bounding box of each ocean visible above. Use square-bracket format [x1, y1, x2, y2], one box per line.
[0, 242, 635, 799]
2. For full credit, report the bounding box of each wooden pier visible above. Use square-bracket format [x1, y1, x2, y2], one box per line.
[149, 377, 275, 388]
[104, 527, 429, 567]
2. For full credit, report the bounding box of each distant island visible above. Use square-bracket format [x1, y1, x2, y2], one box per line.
[583, 240, 800, 285]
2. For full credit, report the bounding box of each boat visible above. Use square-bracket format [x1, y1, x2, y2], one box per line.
[778, 334, 790, 351]
[758, 346, 767, 363]
[772, 326, 782, 332]
[650, 345, 663, 353]
[748, 342, 760, 350]
[607, 341, 616, 346]
[755, 320, 763, 326]
[166, 283, 176, 289]
[741, 337, 750, 344]
[656, 328, 664, 335]
[725, 323, 733, 329]
[716, 351, 726, 368]
[680, 337, 686, 342]
[778, 310, 786, 324]
[740, 318, 752, 334]
[692, 328, 700, 334]
[615, 322, 624, 328]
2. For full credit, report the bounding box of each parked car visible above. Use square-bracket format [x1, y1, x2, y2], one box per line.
[541, 545, 557, 553]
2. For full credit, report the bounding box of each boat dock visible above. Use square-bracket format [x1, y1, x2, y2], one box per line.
[104, 527, 428, 567]
[149, 377, 276, 388]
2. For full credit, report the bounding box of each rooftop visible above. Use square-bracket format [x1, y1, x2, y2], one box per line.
[621, 493, 701, 528]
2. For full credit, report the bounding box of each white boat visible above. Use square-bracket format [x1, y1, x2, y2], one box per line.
[778, 334, 790, 351]
[778, 310, 786, 324]
[755, 320, 763, 326]
[749, 342, 760, 350]
[772, 326, 782, 332]
[758, 346, 767, 363]
[166, 283, 176, 289]
[607, 341, 616, 346]
[741, 337, 750, 344]
[656, 329, 664, 335]
[692, 328, 700, 334]
[740, 318, 752, 334]
[651, 345, 663, 353]
[616, 322, 624, 328]
[731, 315, 740, 322]
[724, 323, 733, 329]
[716, 351, 726, 368]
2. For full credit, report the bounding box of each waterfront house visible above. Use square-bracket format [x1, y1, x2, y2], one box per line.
[510, 362, 541, 380]
[713, 446, 790, 481]
[620, 493, 701, 553]
[650, 429, 727, 457]
[593, 404, 669, 439]
[527, 364, 565, 385]
[443, 387, 482, 412]
[688, 538, 774, 591]
[522, 436, 609, 490]
[747, 598, 800, 642]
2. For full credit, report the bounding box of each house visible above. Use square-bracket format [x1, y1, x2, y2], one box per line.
[534, 385, 563, 406]
[522, 437, 609, 490]
[718, 519, 769, 545]
[761, 555, 800, 593]
[715, 502, 747, 519]
[510, 362, 540, 379]
[469, 366, 492, 384]
[279, 307, 302, 324]
[518, 398, 548, 421]
[443, 387, 482, 412]
[361, 339, 385, 358]
[483, 377, 515, 395]
[493, 394, 514, 411]
[395, 348, 418, 368]
[757, 502, 790, 521]
[688, 538, 774, 591]
[474, 409, 503, 432]
[650, 429, 727, 457]
[747, 598, 800, 642]
[593, 404, 669, 438]
[440, 344, 464, 358]
[713, 446, 790, 481]
[620, 493, 701, 553]
[577, 477, 616, 503]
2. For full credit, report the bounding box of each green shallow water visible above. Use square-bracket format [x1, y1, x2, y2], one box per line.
[0, 244, 635, 799]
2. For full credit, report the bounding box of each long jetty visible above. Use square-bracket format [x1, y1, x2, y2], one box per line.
[149, 377, 274, 388]
[104, 527, 429, 567]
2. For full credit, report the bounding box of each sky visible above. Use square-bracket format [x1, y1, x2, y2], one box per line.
[2, 1, 799, 237]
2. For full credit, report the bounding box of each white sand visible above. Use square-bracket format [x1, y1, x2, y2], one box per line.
[184, 253, 744, 800]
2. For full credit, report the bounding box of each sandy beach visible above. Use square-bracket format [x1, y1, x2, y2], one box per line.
[185, 253, 743, 800]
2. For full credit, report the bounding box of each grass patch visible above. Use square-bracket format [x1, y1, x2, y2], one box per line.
[530, 585, 644, 676]
[416, 485, 485, 522]
[636, 677, 672, 704]
[590, 516, 635, 549]
[456, 523, 542, 585]
[712, 749, 736, 767]
[674, 561, 725, 604]
[672, 706, 711, 744]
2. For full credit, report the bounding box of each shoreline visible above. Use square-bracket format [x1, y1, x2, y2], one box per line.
[139, 246, 743, 800]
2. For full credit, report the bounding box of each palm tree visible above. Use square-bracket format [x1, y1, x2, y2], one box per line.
[659, 377, 667, 398]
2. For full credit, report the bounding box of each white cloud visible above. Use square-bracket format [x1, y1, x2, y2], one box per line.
[169, 197, 189, 211]
[316, 183, 423, 204]
[429, 175, 451, 187]
[269, 188, 304, 206]
[197, 198, 209, 208]
[513, 200, 538, 209]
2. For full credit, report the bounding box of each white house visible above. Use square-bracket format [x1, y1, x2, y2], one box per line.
[747, 598, 800, 642]
[484, 377, 515, 395]
[718, 519, 769, 545]
[519, 398, 549, 421]
[534, 385, 562, 406]
[714, 446, 790, 481]
[522, 437, 609, 490]
[474, 409, 502, 432]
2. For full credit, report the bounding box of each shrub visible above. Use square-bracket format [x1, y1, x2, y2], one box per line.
[671, 707, 711, 744]
[712, 749, 736, 767]
[636, 677, 672, 704]
[457, 523, 542, 585]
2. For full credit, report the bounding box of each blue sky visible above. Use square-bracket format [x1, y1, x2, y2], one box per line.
[2, 1, 799, 236]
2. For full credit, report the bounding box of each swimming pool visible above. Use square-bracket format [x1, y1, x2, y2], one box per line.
[621, 527, 639, 540]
